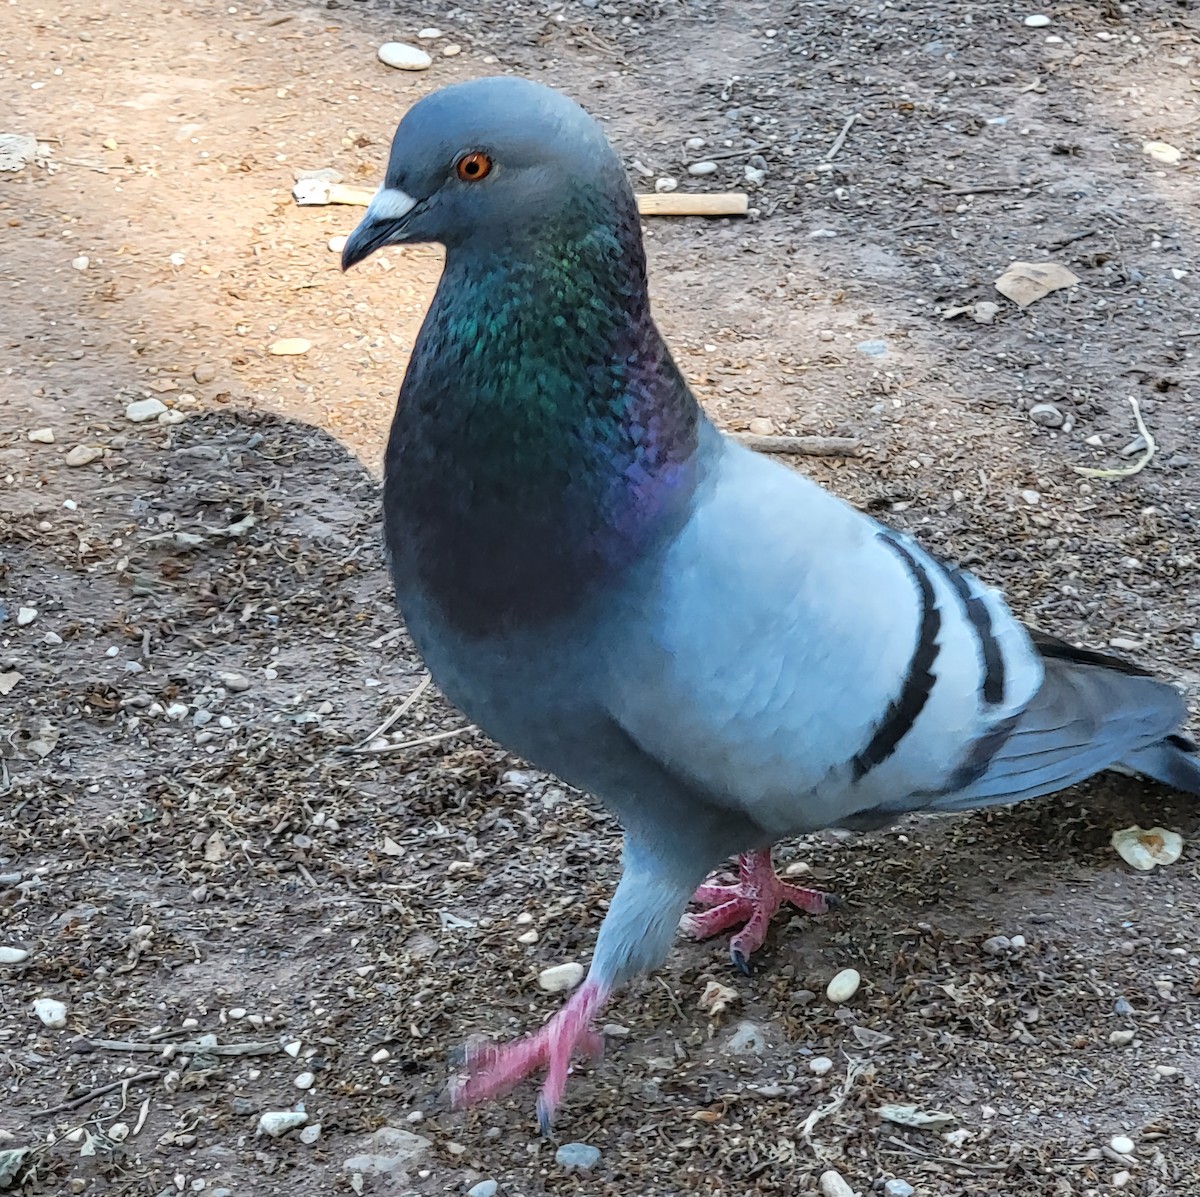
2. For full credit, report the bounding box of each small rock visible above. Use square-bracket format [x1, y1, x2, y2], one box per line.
[537, 962, 585, 993]
[687, 160, 718, 176]
[467, 1183, 499, 1197]
[218, 671, 251, 692]
[685, 136, 706, 150]
[1028, 403, 1064, 428]
[1112, 1171, 1131, 1189]
[744, 164, 765, 186]
[164, 702, 189, 722]
[825, 968, 861, 1004]
[294, 1071, 315, 1090]
[809, 1056, 833, 1075]
[1021, 489, 1041, 506]
[516, 929, 539, 945]
[442, 43, 462, 57]
[1023, 14, 1051, 27]
[1109, 1029, 1135, 1046]
[72, 254, 90, 271]
[33, 998, 68, 1028]
[256, 1111, 308, 1139]
[555, 1142, 600, 1172]
[268, 337, 312, 356]
[1110, 1134, 1135, 1155]
[725, 1021, 766, 1056]
[192, 364, 216, 384]
[328, 234, 349, 253]
[158, 409, 186, 426]
[654, 176, 678, 193]
[982, 935, 1012, 955]
[378, 42, 433, 71]
[125, 397, 168, 423]
[17, 607, 37, 627]
[819, 1171, 854, 1197]
[855, 339, 888, 358]
[416, 27, 442, 38]
[0, 947, 30, 964]
[65, 444, 103, 467]
[1143, 140, 1182, 166]
[747, 417, 774, 436]
[299, 1123, 322, 1145]
[884, 1181, 915, 1197]
[284, 1041, 302, 1058]
[343, 1126, 432, 1174]
[1114, 997, 1134, 1015]
[27, 428, 55, 444]
[1155, 1064, 1179, 1077]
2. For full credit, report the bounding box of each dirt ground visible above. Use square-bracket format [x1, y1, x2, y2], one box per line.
[2, 0, 1200, 1194]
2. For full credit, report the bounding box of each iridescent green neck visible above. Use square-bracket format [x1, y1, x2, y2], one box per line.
[384, 193, 703, 636]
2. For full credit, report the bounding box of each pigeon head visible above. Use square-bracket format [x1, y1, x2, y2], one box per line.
[341, 76, 633, 269]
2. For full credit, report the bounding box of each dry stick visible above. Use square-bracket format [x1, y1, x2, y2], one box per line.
[823, 113, 861, 161]
[72, 1037, 283, 1057]
[357, 725, 475, 756]
[349, 673, 432, 752]
[734, 433, 860, 457]
[37, 1071, 163, 1119]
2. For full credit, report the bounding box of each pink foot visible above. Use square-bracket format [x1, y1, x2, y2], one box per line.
[451, 980, 610, 1132]
[682, 848, 835, 972]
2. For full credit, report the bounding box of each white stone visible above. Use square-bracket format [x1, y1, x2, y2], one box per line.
[819, 1171, 854, 1197]
[284, 1040, 302, 1057]
[17, 607, 37, 627]
[884, 1182, 914, 1197]
[1023, 14, 1051, 28]
[378, 42, 433, 71]
[687, 160, 718, 176]
[416, 27, 442, 39]
[256, 1111, 308, 1138]
[1110, 1134, 1135, 1155]
[343, 1126, 432, 1174]
[328, 234, 348, 253]
[294, 1071, 315, 1090]
[654, 176, 678, 193]
[72, 254, 90, 271]
[467, 1182, 498, 1197]
[0, 947, 30, 964]
[685, 137, 706, 150]
[65, 444, 102, 467]
[33, 998, 68, 1028]
[299, 1123, 322, 1144]
[27, 428, 55, 443]
[442, 44, 461, 57]
[126, 397, 168, 423]
[809, 1056, 834, 1075]
[825, 968, 861, 1004]
[537, 962, 584, 993]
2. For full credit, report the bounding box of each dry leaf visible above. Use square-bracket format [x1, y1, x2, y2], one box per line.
[1112, 825, 1183, 871]
[382, 836, 404, 857]
[876, 1103, 957, 1131]
[699, 980, 739, 1015]
[0, 1147, 31, 1189]
[995, 261, 1080, 307]
[203, 831, 228, 862]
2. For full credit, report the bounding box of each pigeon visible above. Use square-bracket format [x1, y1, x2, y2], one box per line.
[342, 76, 1200, 1127]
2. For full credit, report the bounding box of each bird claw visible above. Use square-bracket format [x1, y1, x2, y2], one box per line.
[685, 848, 835, 969]
[450, 980, 609, 1131]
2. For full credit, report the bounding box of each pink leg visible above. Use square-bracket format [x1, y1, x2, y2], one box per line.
[451, 980, 610, 1132]
[682, 848, 835, 972]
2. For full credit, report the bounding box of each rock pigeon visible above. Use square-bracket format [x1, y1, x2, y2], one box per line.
[342, 76, 1200, 1127]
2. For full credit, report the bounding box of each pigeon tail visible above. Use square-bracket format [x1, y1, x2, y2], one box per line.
[1121, 734, 1200, 795]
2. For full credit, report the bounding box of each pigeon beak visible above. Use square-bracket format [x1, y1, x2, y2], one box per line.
[341, 186, 419, 270]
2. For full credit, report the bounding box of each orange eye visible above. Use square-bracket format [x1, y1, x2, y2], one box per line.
[455, 151, 493, 182]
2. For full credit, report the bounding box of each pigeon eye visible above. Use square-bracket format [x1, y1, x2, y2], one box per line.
[455, 151, 493, 182]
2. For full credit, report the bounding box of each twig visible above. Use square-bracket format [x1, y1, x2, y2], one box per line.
[355, 725, 475, 756]
[71, 1037, 283, 1057]
[823, 113, 861, 161]
[1071, 397, 1156, 479]
[948, 180, 1039, 196]
[800, 1058, 870, 1158]
[685, 146, 764, 164]
[735, 434, 860, 457]
[36, 1070, 163, 1118]
[347, 673, 431, 753]
[57, 158, 111, 174]
[896, 219, 941, 232]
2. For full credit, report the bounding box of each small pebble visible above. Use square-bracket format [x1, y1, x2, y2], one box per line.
[27, 428, 55, 444]
[537, 962, 584, 993]
[687, 160, 718, 176]
[294, 1071, 315, 1090]
[747, 417, 774, 436]
[1021, 489, 1041, 506]
[1109, 1029, 1135, 1046]
[654, 176, 678, 193]
[1114, 997, 1134, 1015]
[1110, 1134, 1135, 1155]
[125, 397, 168, 423]
[193, 363, 216, 384]
[1155, 1064, 1178, 1077]
[17, 607, 37, 627]
[855, 338, 888, 358]
[299, 1123, 322, 1145]
[284, 1041, 302, 1057]
[1023, 14, 1051, 27]
[0, 947, 30, 964]
[1028, 402, 1064, 428]
[416, 27, 442, 38]
[884, 1181, 915, 1197]
[268, 337, 312, 356]
[256, 1111, 308, 1138]
[72, 254, 90, 271]
[825, 968, 861, 1004]
[467, 1183, 498, 1197]
[378, 42, 433, 71]
[1112, 1171, 1131, 1189]
[555, 1143, 600, 1172]
[982, 935, 1011, 955]
[809, 1056, 833, 1076]
[33, 998, 68, 1028]
[65, 444, 103, 467]
[819, 1171, 854, 1197]
[442, 43, 462, 57]
[685, 136, 706, 150]
[218, 671, 251, 692]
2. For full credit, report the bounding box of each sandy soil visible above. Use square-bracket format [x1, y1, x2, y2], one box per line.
[2, 1, 1199, 1195]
